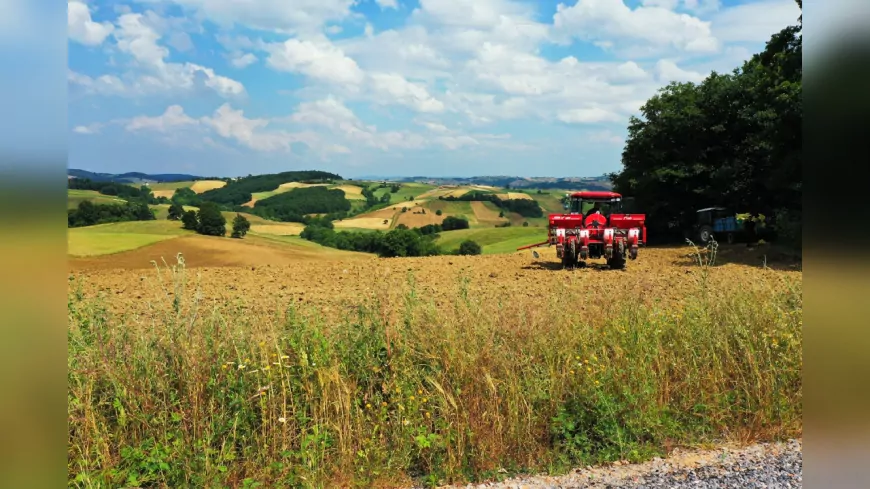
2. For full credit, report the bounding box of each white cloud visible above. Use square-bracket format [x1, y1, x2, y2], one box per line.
[557, 107, 622, 124]
[655, 59, 705, 83]
[376, 0, 399, 9]
[84, 12, 246, 98]
[148, 0, 357, 35]
[126, 105, 198, 132]
[369, 73, 445, 113]
[712, 0, 801, 43]
[266, 38, 366, 86]
[68, 1, 114, 46]
[230, 52, 258, 68]
[72, 123, 103, 135]
[552, 0, 721, 55]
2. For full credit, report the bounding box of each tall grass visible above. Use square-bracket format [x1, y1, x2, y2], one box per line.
[68, 254, 802, 488]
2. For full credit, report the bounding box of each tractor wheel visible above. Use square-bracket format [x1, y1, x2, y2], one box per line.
[608, 252, 626, 270]
[562, 242, 576, 269]
[698, 225, 713, 244]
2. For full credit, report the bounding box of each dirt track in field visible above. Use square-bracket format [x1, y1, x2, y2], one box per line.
[68, 243, 801, 323]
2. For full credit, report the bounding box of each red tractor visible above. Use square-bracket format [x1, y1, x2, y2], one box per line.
[517, 191, 646, 269]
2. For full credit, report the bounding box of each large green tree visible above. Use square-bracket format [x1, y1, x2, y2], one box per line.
[196, 202, 227, 237]
[611, 5, 801, 244]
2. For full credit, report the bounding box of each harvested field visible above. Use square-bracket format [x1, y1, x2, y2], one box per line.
[394, 207, 443, 228]
[68, 234, 366, 270]
[498, 192, 533, 200]
[190, 180, 226, 193]
[68, 243, 802, 487]
[334, 217, 392, 230]
[151, 189, 176, 199]
[333, 184, 365, 200]
[470, 200, 506, 224]
[249, 223, 305, 236]
[67, 244, 801, 318]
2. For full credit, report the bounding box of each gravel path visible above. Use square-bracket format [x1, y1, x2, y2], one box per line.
[440, 439, 802, 489]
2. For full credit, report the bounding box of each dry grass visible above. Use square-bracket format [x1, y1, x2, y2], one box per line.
[151, 190, 176, 199]
[333, 184, 365, 200]
[190, 180, 227, 193]
[67, 247, 802, 487]
[334, 217, 393, 230]
[249, 223, 305, 236]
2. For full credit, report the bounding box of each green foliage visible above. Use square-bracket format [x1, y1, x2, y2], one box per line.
[196, 202, 226, 237]
[68, 178, 160, 204]
[171, 187, 202, 206]
[231, 214, 251, 239]
[610, 21, 801, 245]
[167, 203, 184, 221]
[300, 222, 441, 257]
[441, 216, 470, 231]
[199, 170, 343, 206]
[252, 186, 351, 222]
[435, 209, 443, 216]
[457, 240, 482, 255]
[181, 210, 198, 230]
[442, 192, 543, 218]
[68, 200, 156, 228]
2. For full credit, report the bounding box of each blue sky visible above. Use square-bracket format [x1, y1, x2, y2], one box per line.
[67, 0, 801, 178]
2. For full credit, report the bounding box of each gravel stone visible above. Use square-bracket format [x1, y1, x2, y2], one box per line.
[434, 439, 801, 489]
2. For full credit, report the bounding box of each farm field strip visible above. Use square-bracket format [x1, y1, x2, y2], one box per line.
[190, 180, 227, 193]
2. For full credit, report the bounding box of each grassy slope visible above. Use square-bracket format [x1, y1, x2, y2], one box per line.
[435, 227, 547, 254]
[67, 190, 128, 209]
[68, 220, 191, 256]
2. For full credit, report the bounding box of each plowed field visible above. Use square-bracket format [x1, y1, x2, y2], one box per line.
[68, 244, 801, 324]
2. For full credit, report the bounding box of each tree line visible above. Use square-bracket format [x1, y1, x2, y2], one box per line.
[68, 200, 155, 227]
[69, 178, 169, 205]
[439, 192, 544, 218]
[198, 170, 342, 207]
[610, 2, 802, 247]
[300, 217, 480, 257]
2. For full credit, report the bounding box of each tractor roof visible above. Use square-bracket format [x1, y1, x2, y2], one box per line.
[569, 191, 622, 199]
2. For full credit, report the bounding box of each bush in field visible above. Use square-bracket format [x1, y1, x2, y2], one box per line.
[435, 209, 443, 216]
[458, 240, 482, 255]
[196, 202, 226, 236]
[441, 216, 470, 231]
[181, 210, 198, 230]
[231, 214, 251, 238]
[167, 202, 184, 220]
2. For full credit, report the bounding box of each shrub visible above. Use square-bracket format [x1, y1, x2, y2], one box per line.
[167, 203, 184, 221]
[196, 202, 226, 237]
[231, 213, 251, 238]
[435, 209, 443, 216]
[458, 240, 482, 255]
[441, 216, 470, 231]
[181, 210, 198, 230]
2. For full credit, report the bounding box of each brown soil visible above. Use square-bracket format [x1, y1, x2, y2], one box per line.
[67, 234, 366, 271]
[68, 244, 801, 324]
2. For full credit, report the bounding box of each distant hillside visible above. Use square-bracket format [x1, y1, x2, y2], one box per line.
[377, 175, 613, 191]
[68, 169, 208, 184]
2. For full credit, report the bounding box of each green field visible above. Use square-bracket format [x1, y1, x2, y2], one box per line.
[67, 189, 128, 209]
[68, 220, 191, 256]
[435, 227, 547, 254]
[371, 182, 436, 202]
[145, 181, 196, 191]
